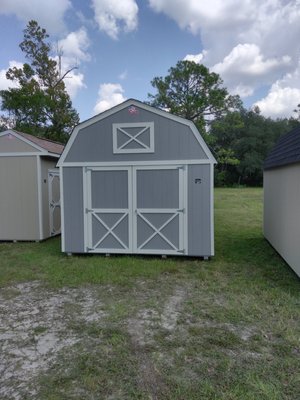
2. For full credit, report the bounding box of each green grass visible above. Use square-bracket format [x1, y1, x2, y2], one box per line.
[1, 188, 299, 400]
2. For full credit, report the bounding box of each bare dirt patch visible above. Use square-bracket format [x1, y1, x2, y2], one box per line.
[0, 282, 106, 400]
[126, 285, 187, 399]
[0, 278, 273, 400]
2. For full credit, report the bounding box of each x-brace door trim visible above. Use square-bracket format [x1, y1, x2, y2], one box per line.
[132, 165, 187, 254]
[83, 166, 133, 253]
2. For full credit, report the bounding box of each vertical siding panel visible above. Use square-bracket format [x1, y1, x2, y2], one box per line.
[63, 167, 84, 252]
[0, 156, 39, 240]
[188, 165, 211, 256]
[264, 166, 300, 277]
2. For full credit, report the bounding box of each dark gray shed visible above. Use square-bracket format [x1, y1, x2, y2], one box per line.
[263, 124, 300, 277]
[58, 99, 216, 257]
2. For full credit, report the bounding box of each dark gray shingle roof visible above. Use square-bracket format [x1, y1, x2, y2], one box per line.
[264, 124, 300, 170]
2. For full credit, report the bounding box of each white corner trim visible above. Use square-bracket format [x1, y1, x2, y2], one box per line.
[210, 163, 215, 256]
[60, 166, 65, 252]
[36, 155, 44, 240]
[183, 165, 188, 254]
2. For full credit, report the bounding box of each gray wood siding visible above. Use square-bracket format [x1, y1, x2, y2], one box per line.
[136, 168, 181, 253]
[63, 167, 84, 252]
[136, 169, 179, 209]
[188, 164, 211, 255]
[0, 156, 39, 240]
[91, 170, 128, 209]
[65, 107, 208, 163]
[264, 165, 300, 277]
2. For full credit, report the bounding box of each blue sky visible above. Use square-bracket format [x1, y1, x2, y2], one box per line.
[0, 0, 300, 122]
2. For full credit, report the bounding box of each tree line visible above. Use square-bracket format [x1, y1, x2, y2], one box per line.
[148, 60, 299, 186]
[1, 21, 299, 186]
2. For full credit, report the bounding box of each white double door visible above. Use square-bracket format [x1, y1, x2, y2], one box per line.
[84, 165, 187, 254]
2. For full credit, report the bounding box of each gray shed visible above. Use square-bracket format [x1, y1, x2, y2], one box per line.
[263, 124, 300, 277]
[0, 129, 63, 241]
[58, 99, 216, 257]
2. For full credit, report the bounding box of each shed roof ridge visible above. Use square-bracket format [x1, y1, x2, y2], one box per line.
[14, 130, 64, 146]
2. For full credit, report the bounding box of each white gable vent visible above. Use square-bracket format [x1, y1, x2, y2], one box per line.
[112, 122, 154, 154]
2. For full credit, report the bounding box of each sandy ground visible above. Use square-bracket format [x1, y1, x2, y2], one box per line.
[0, 282, 108, 399]
[0, 279, 262, 399]
[0, 281, 186, 399]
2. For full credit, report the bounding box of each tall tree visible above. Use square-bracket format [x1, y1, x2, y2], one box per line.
[210, 107, 296, 186]
[0, 20, 79, 143]
[148, 60, 241, 132]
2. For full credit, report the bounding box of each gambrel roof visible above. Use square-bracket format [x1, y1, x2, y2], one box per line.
[264, 124, 300, 170]
[58, 99, 216, 166]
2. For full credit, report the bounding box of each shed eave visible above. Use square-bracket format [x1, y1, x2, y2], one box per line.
[264, 159, 300, 171]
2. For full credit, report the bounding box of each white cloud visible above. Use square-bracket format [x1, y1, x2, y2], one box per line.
[93, 83, 126, 114]
[0, 61, 23, 91]
[0, 0, 71, 33]
[149, 1, 300, 62]
[92, 0, 138, 39]
[184, 52, 206, 64]
[212, 44, 291, 97]
[213, 44, 291, 77]
[63, 71, 86, 99]
[148, 0, 254, 42]
[254, 63, 300, 118]
[231, 84, 254, 98]
[56, 28, 90, 99]
[58, 28, 90, 65]
[255, 86, 300, 119]
[149, 0, 300, 106]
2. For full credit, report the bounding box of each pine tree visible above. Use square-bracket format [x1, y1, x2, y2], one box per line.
[0, 20, 79, 143]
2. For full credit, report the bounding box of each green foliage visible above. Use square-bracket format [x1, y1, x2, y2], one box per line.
[148, 60, 299, 187]
[148, 60, 241, 132]
[210, 108, 296, 186]
[0, 20, 79, 143]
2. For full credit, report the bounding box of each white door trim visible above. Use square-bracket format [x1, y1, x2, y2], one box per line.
[132, 165, 187, 255]
[83, 166, 132, 253]
[48, 169, 61, 236]
[83, 164, 187, 255]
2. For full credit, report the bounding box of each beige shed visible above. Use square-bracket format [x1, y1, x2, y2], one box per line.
[0, 129, 63, 241]
[263, 124, 300, 278]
